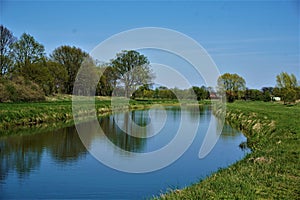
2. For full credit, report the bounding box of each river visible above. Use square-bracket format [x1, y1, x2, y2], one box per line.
[0, 106, 249, 199]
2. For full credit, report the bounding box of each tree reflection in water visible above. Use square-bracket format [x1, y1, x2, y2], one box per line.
[0, 126, 88, 182]
[100, 111, 148, 153]
[0, 106, 207, 182]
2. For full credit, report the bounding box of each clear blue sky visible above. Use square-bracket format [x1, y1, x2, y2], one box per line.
[1, 0, 299, 89]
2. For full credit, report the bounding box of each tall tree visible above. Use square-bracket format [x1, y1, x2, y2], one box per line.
[0, 25, 16, 76]
[46, 61, 68, 94]
[111, 50, 152, 98]
[11, 33, 45, 71]
[96, 66, 117, 96]
[276, 72, 298, 104]
[74, 57, 99, 96]
[50, 46, 88, 94]
[217, 73, 246, 102]
[276, 72, 297, 89]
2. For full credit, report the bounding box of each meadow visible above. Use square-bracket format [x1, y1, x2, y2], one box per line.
[156, 101, 300, 199]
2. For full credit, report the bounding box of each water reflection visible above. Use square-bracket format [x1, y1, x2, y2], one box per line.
[0, 136, 43, 180]
[100, 113, 147, 152]
[0, 105, 249, 197]
[0, 127, 87, 181]
[0, 106, 205, 181]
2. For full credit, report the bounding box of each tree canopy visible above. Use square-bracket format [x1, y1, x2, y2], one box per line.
[217, 73, 246, 102]
[1, 25, 299, 104]
[0, 25, 16, 76]
[50, 45, 89, 94]
[11, 33, 45, 71]
[111, 50, 153, 98]
[276, 72, 298, 104]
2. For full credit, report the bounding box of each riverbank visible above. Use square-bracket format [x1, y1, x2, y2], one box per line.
[156, 101, 299, 199]
[0, 96, 209, 135]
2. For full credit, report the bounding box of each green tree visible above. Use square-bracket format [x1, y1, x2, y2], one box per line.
[11, 33, 45, 72]
[74, 57, 99, 96]
[0, 25, 16, 76]
[20, 62, 53, 95]
[96, 66, 117, 96]
[260, 87, 273, 102]
[46, 61, 68, 94]
[276, 72, 298, 104]
[132, 84, 153, 99]
[245, 88, 263, 101]
[50, 46, 89, 94]
[281, 88, 297, 104]
[276, 72, 297, 88]
[192, 86, 210, 100]
[111, 50, 153, 98]
[217, 73, 246, 102]
[262, 91, 271, 102]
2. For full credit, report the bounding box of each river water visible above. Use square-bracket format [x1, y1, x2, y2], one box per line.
[0, 106, 249, 199]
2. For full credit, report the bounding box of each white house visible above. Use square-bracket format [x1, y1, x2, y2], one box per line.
[272, 96, 281, 101]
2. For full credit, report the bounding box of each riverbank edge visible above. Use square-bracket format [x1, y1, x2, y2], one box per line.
[156, 102, 299, 199]
[0, 100, 207, 135]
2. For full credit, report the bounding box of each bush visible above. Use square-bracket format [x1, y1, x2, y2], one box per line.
[0, 76, 45, 102]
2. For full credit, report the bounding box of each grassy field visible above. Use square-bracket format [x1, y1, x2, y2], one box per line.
[156, 101, 300, 199]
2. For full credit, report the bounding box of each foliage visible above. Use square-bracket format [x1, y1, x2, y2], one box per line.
[217, 73, 246, 102]
[0, 25, 16, 76]
[276, 72, 297, 88]
[50, 45, 89, 94]
[0, 76, 45, 102]
[244, 88, 262, 101]
[46, 61, 68, 94]
[192, 86, 210, 100]
[1, 25, 298, 105]
[275, 72, 298, 104]
[132, 84, 153, 99]
[131, 85, 210, 100]
[281, 88, 297, 104]
[261, 90, 271, 102]
[19, 62, 53, 95]
[10, 33, 45, 71]
[74, 57, 99, 96]
[111, 50, 153, 98]
[96, 66, 117, 96]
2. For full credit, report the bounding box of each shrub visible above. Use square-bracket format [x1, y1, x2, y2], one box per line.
[0, 76, 45, 102]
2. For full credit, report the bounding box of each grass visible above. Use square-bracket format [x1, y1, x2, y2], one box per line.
[0, 95, 209, 135]
[1, 99, 299, 197]
[155, 101, 300, 199]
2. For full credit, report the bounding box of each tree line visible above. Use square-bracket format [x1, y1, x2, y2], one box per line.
[0, 25, 153, 101]
[217, 72, 300, 104]
[0, 25, 213, 102]
[1, 25, 299, 103]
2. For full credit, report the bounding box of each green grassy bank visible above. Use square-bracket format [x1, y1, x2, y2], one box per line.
[156, 101, 300, 199]
[0, 96, 209, 135]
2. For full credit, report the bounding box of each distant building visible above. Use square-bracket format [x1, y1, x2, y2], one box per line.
[272, 96, 281, 101]
[209, 92, 218, 99]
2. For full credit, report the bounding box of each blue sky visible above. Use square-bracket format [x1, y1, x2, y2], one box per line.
[1, 0, 299, 89]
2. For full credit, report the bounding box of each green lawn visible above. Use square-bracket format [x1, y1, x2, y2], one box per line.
[156, 101, 300, 199]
